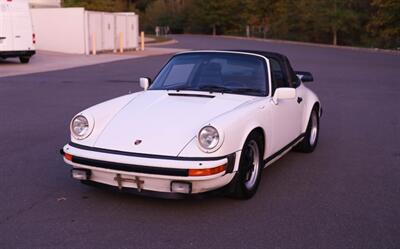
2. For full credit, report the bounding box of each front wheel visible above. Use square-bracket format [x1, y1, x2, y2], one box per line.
[227, 133, 263, 199]
[294, 108, 319, 153]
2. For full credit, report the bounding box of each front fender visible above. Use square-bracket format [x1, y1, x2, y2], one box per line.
[70, 92, 143, 147]
[178, 99, 270, 171]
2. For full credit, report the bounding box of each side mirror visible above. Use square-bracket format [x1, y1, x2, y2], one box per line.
[139, 77, 151, 90]
[272, 87, 296, 105]
[295, 71, 314, 82]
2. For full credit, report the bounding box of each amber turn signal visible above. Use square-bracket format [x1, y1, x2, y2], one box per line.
[188, 164, 226, 176]
[64, 153, 73, 161]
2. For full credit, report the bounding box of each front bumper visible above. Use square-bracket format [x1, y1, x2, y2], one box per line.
[61, 143, 239, 195]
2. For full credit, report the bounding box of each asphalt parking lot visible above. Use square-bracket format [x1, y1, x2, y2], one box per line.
[0, 35, 399, 249]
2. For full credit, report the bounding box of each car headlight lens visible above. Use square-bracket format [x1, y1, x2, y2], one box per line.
[198, 126, 219, 150]
[71, 115, 90, 139]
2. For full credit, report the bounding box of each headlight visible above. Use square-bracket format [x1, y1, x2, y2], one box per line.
[70, 115, 92, 139]
[198, 126, 220, 151]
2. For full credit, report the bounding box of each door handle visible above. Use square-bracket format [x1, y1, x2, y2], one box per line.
[0, 37, 6, 40]
[297, 97, 303, 104]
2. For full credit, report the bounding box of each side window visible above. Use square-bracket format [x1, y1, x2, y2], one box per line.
[270, 59, 289, 94]
[291, 71, 301, 88]
[284, 58, 301, 88]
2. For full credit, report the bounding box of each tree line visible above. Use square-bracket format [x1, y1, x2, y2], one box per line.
[63, 0, 400, 49]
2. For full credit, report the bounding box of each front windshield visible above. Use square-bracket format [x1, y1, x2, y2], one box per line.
[150, 52, 269, 96]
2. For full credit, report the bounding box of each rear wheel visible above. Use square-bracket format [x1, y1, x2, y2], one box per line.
[19, 56, 30, 64]
[294, 108, 319, 153]
[228, 133, 263, 199]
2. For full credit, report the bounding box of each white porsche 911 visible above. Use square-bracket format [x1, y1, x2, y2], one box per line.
[61, 50, 321, 199]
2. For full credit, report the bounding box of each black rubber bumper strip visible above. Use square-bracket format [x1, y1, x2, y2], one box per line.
[62, 152, 236, 177]
[70, 155, 189, 177]
[68, 142, 227, 161]
[61, 145, 236, 176]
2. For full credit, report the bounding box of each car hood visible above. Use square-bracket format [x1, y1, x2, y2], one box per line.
[93, 90, 255, 156]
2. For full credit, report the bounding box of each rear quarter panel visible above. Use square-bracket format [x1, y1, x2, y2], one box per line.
[298, 83, 321, 133]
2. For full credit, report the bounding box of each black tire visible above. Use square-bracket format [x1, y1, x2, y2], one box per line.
[19, 56, 30, 64]
[227, 132, 263, 199]
[294, 108, 319, 153]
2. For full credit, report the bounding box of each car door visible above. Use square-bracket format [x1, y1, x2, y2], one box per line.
[0, 2, 13, 51]
[268, 58, 302, 155]
[10, 1, 33, 51]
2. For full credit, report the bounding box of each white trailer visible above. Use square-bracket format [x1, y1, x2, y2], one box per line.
[0, 0, 35, 63]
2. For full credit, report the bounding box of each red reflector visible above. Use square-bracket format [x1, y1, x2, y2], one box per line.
[64, 153, 73, 161]
[188, 164, 226, 176]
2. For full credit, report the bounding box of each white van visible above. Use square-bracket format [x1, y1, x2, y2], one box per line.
[0, 0, 35, 63]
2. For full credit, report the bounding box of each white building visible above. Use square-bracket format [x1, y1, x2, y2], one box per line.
[29, 4, 139, 54]
[29, 0, 60, 8]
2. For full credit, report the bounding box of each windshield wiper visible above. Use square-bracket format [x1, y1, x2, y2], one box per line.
[198, 85, 233, 93]
[165, 86, 193, 91]
[199, 85, 263, 95]
[231, 88, 263, 94]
